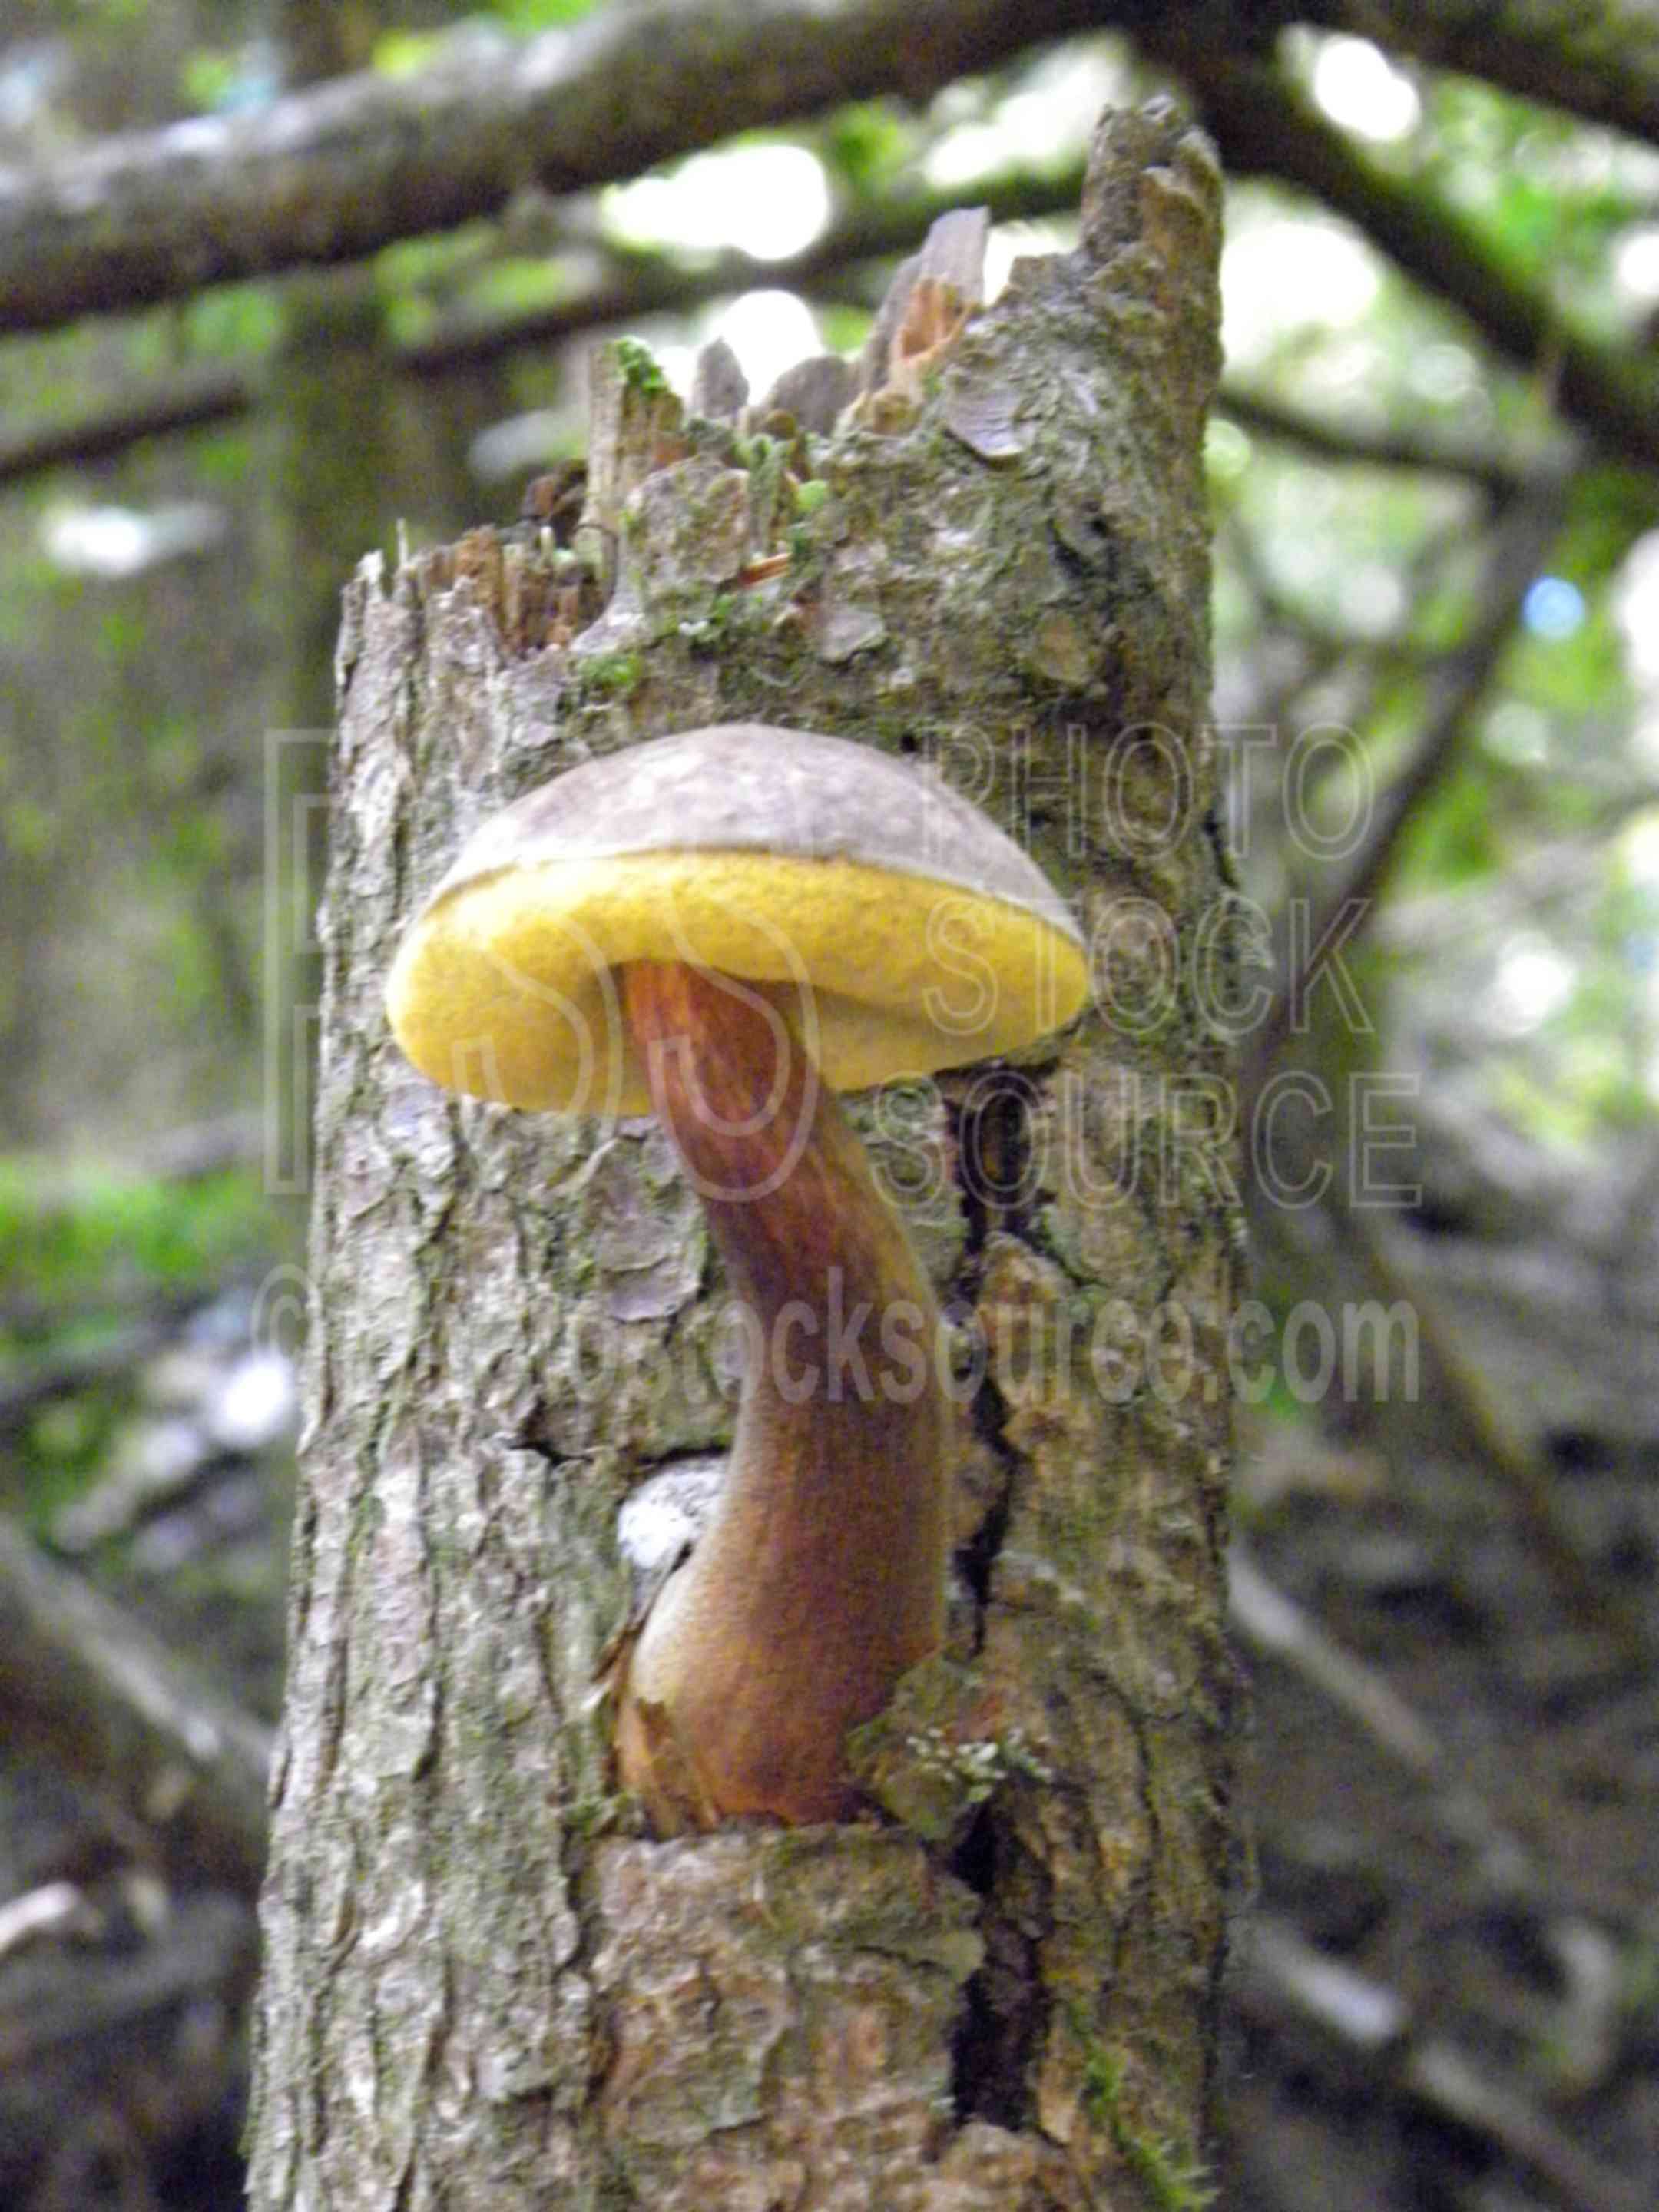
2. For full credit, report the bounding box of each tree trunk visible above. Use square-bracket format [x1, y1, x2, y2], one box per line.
[247, 102, 1238, 2211]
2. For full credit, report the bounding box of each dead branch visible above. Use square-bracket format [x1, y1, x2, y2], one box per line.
[1240, 1916, 1651, 2212]
[1337, 1204, 1654, 1677]
[0, 1519, 271, 1894]
[1230, 1541, 1443, 1778]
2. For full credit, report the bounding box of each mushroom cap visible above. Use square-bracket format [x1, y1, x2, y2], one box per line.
[386, 724, 1089, 1114]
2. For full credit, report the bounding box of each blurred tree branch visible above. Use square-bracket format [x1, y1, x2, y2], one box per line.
[0, 1318, 181, 1438]
[0, 1519, 271, 1895]
[1293, 0, 1659, 152]
[396, 162, 1086, 371]
[1, 165, 1091, 485]
[1, 0, 1655, 376]
[1377, 783, 1659, 952]
[1240, 1916, 1653, 2212]
[1217, 386, 1558, 499]
[0, 364, 250, 485]
[1159, 37, 1659, 474]
[0, 0, 1104, 335]
[1241, 482, 1571, 1112]
[7, 125, 1629, 500]
[1336, 1199, 1655, 1677]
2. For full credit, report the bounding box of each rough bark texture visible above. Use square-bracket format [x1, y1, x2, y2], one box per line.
[248, 103, 1237, 2211]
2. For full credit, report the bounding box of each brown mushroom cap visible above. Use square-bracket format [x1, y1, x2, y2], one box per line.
[386, 724, 1088, 1114]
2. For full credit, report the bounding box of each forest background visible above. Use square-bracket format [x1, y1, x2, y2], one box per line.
[2, 4, 1657, 2209]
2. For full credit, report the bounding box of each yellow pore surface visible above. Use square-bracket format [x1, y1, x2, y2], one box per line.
[386, 848, 1089, 1115]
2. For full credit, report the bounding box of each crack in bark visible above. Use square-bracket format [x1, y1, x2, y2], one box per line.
[949, 1810, 1043, 2131]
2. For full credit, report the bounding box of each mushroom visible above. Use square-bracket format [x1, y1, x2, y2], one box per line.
[386, 724, 1088, 1831]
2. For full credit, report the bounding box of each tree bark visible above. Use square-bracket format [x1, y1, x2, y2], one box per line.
[247, 102, 1238, 2210]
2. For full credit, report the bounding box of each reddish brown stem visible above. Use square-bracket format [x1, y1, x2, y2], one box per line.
[614, 960, 949, 1830]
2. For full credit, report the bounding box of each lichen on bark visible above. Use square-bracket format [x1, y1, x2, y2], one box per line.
[248, 100, 1238, 2212]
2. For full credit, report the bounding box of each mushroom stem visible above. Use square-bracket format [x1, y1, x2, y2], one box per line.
[614, 959, 949, 1829]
